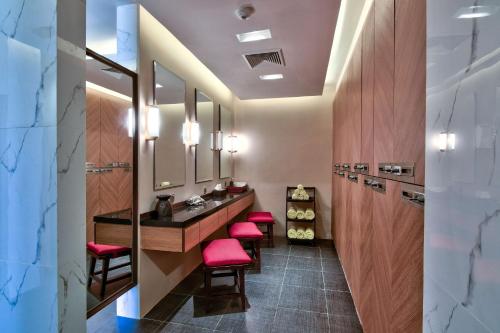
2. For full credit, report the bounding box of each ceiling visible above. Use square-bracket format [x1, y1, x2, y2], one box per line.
[139, 0, 341, 100]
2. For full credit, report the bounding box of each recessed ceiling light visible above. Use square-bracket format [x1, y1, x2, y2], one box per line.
[236, 29, 272, 43]
[456, 5, 498, 19]
[156, 83, 163, 88]
[259, 74, 283, 80]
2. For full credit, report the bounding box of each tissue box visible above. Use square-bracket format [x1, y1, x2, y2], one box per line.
[212, 189, 228, 199]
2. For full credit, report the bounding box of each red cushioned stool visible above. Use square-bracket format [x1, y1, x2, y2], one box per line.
[228, 222, 264, 271]
[87, 242, 132, 299]
[247, 211, 275, 248]
[202, 238, 252, 310]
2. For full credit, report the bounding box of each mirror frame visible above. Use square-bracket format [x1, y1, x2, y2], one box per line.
[194, 88, 215, 184]
[152, 60, 187, 191]
[86, 48, 139, 318]
[218, 104, 232, 180]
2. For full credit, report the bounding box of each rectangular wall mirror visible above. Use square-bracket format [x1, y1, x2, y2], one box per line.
[153, 61, 186, 190]
[195, 89, 214, 183]
[219, 105, 233, 179]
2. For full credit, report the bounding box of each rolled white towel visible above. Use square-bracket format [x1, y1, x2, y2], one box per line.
[303, 193, 310, 200]
[287, 208, 298, 219]
[305, 209, 315, 220]
[287, 228, 298, 239]
[304, 228, 315, 240]
[297, 184, 304, 190]
[296, 209, 305, 220]
[296, 227, 306, 239]
[292, 193, 299, 200]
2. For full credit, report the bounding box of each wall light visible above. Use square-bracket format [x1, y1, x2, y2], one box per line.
[211, 131, 223, 151]
[127, 108, 135, 138]
[259, 74, 283, 80]
[182, 121, 200, 146]
[145, 106, 160, 141]
[228, 135, 239, 153]
[438, 132, 456, 152]
[456, 6, 497, 19]
[236, 29, 272, 43]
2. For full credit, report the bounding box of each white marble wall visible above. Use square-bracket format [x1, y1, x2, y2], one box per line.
[425, 1, 500, 332]
[0, 0, 86, 331]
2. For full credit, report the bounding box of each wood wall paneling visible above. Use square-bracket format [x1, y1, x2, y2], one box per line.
[100, 98, 120, 166]
[394, 0, 426, 185]
[373, 0, 395, 174]
[86, 174, 100, 243]
[86, 90, 101, 165]
[349, 179, 363, 308]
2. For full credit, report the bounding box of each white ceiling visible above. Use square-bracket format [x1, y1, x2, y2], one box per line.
[139, 0, 341, 100]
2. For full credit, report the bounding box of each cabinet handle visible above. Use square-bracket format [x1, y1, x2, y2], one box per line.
[402, 190, 424, 207]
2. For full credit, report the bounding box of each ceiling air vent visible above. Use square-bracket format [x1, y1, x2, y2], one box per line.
[243, 49, 285, 69]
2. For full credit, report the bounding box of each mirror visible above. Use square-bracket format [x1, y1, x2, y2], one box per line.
[195, 89, 214, 183]
[153, 61, 186, 190]
[219, 105, 233, 179]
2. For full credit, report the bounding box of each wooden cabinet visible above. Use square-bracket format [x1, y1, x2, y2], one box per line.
[200, 214, 220, 241]
[227, 192, 254, 221]
[394, 0, 426, 185]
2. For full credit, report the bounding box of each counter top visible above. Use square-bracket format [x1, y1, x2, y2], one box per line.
[141, 189, 254, 228]
[94, 208, 133, 225]
[93, 190, 254, 228]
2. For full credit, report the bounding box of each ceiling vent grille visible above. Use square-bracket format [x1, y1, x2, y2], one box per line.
[243, 49, 285, 69]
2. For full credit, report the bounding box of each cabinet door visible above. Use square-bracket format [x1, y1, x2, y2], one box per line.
[391, 183, 424, 332]
[372, 178, 394, 333]
[86, 90, 101, 165]
[394, 0, 426, 185]
[361, 5, 375, 172]
[86, 173, 100, 242]
[349, 179, 363, 308]
[350, 38, 362, 167]
[358, 175, 375, 332]
[100, 97, 120, 166]
[373, 0, 395, 174]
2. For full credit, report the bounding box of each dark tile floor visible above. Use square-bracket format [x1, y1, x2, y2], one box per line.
[87, 238, 362, 333]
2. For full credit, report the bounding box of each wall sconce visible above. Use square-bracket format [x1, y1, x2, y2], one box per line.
[127, 108, 135, 138]
[438, 132, 456, 152]
[145, 106, 160, 141]
[228, 135, 239, 153]
[211, 131, 223, 151]
[182, 121, 200, 146]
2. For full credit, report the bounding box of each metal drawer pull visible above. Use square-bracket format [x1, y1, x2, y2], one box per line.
[354, 163, 369, 173]
[334, 163, 341, 169]
[347, 173, 358, 182]
[364, 178, 373, 186]
[342, 163, 350, 170]
[338, 171, 345, 177]
[402, 190, 424, 207]
[391, 164, 414, 177]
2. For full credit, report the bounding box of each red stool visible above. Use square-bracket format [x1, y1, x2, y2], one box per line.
[87, 242, 132, 299]
[247, 212, 275, 247]
[202, 239, 252, 310]
[228, 222, 264, 271]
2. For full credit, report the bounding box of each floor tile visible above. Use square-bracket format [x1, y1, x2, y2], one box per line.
[316, 239, 335, 249]
[284, 268, 324, 289]
[278, 285, 327, 313]
[289, 245, 321, 258]
[320, 247, 339, 259]
[323, 271, 349, 292]
[246, 280, 282, 308]
[92, 317, 164, 333]
[322, 258, 343, 274]
[168, 296, 222, 329]
[329, 314, 363, 333]
[171, 272, 205, 295]
[325, 290, 357, 317]
[272, 308, 329, 333]
[260, 253, 288, 268]
[158, 322, 212, 333]
[261, 239, 291, 256]
[287, 256, 322, 271]
[216, 306, 275, 333]
[145, 294, 189, 321]
[246, 266, 285, 285]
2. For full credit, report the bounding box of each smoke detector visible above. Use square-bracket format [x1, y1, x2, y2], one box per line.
[235, 4, 256, 20]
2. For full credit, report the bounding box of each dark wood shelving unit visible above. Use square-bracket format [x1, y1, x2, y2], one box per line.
[285, 186, 316, 245]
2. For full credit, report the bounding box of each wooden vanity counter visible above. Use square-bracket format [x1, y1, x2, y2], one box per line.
[140, 190, 254, 252]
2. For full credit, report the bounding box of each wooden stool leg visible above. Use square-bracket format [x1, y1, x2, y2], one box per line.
[269, 224, 274, 248]
[100, 257, 110, 299]
[204, 269, 212, 295]
[233, 269, 238, 286]
[88, 256, 96, 288]
[255, 240, 261, 271]
[238, 268, 246, 311]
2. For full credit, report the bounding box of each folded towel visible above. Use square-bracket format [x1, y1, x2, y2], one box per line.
[297, 184, 304, 190]
[305, 228, 315, 240]
[287, 228, 297, 239]
[296, 227, 306, 239]
[305, 208, 315, 220]
[296, 209, 305, 220]
[287, 208, 297, 219]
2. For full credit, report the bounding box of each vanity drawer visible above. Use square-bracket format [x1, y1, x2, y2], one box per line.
[227, 193, 255, 221]
[141, 226, 183, 252]
[218, 208, 228, 226]
[200, 213, 220, 241]
[95, 223, 132, 247]
[183, 222, 200, 252]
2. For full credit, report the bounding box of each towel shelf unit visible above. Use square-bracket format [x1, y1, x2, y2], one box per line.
[285, 186, 316, 245]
